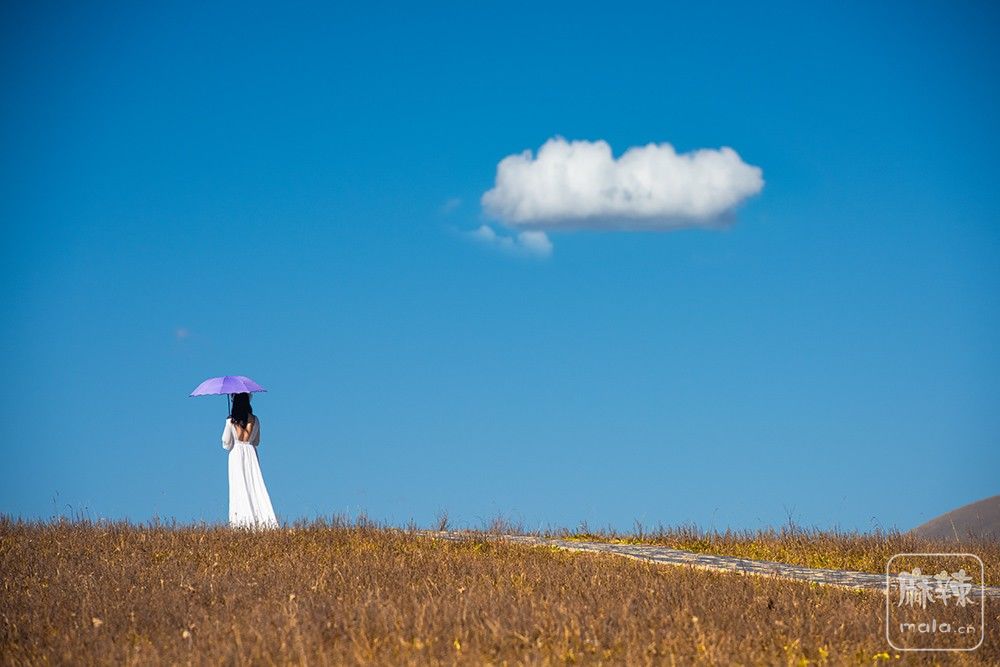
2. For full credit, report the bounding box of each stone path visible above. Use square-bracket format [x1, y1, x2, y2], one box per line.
[424, 531, 1000, 600]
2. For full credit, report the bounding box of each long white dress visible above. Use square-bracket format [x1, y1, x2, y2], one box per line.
[221, 417, 278, 529]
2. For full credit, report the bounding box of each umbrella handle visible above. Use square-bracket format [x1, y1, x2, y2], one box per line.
[227, 394, 231, 415]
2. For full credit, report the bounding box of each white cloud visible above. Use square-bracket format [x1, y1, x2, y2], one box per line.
[481, 137, 763, 230]
[516, 230, 553, 256]
[468, 225, 552, 258]
[471, 224, 499, 243]
[441, 197, 462, 214]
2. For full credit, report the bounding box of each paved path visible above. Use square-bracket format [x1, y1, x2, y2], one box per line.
[424, 532, 1000, 600]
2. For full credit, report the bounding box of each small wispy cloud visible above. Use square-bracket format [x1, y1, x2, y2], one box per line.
[468, 225, 552, 258]
[441, 197, 462, 214]
[175, 327, 190, 340]
[482, 137, 763, 231]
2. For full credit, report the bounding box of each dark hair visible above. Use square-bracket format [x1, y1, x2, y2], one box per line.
[229, 392, 254, 430]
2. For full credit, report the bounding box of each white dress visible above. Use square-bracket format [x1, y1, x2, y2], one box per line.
[221, 417, 278, 529]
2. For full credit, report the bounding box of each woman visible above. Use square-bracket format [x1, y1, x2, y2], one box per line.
[221, 392, 278, 528]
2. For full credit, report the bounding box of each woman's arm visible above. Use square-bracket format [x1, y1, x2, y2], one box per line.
[221, 419, 234, 451]
[251, 417, 260, 447]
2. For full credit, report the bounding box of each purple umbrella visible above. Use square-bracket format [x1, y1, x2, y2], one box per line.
[190, 376, 267, 396]
[190, 376, 267, 411]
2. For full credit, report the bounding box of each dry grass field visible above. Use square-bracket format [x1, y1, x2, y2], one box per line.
[2, 516, 996, 665]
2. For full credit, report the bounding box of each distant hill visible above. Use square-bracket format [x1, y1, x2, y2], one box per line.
[911, 495, 1000, 541]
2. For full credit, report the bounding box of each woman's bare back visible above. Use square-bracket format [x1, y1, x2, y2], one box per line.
[233, 415, 256, 442]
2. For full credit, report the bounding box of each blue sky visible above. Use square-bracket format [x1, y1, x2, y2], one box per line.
[2, 1, 998, 532]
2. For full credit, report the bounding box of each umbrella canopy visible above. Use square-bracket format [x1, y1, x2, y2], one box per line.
[190, 375, 267, 397]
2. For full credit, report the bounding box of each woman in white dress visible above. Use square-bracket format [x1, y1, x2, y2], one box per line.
[221, 392, 278, 528]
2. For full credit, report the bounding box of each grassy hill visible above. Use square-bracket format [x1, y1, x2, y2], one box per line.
[911, 494, 1000, 542]
[2, 516, 997, 664]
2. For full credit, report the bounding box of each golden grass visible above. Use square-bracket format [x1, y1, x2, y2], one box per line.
[556, 523, 1000, 586]
[2, 516, 995, 665]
